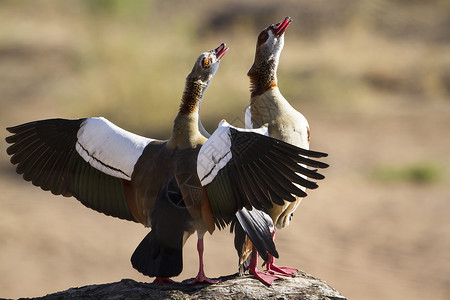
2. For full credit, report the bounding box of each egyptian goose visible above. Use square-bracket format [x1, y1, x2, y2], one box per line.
[6, 44, 228, 284]
[6, 42, 328, 284]
[235, 17, 324, 284]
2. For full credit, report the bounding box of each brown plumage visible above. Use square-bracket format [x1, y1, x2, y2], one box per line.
[248, 59, 278, 98]
[6, 44, 229, 284]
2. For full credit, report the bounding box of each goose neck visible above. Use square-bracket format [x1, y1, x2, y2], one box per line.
[248, 59, 278, 98]
[179, 78, 207, 115]
[169, 79, 208, 148]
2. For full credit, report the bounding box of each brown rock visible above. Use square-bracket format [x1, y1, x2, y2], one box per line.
[16, 271, 346, 300]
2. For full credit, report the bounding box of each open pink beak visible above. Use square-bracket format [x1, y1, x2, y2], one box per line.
[214, 43, 229, 61]
[274, 17, 291, 37]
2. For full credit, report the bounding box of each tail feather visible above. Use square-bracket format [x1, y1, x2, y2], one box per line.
[131, 175, 193, 279]
[131, 230, 183, 278]
[235, 208, 278, 262]
[233, 224, 252, 274]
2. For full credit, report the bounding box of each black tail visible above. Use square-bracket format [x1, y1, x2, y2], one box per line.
[234, 208, 278, 262]
[131, 175, 194, 278]
[131, 230, 183, 278]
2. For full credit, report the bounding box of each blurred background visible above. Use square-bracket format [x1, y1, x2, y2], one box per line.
[0, 0, 449, 299]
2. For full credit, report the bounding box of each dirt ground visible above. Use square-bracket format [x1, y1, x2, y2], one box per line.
[1, 1, 450, 300]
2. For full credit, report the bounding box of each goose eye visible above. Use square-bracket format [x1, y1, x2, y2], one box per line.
[202, 57, 211, 68]
[259, 32, 269, 42]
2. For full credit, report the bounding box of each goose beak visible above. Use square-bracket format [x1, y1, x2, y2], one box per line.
[214, 43, 229, 61]
[274, 17, 291, 37]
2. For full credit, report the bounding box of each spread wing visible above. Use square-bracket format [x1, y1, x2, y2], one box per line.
[5, 117, 156, 222]
[197, 121, 328, 229]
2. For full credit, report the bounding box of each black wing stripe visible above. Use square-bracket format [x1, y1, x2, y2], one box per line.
[76, 141, 129, 179]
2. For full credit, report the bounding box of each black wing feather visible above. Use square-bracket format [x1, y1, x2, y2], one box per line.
[253, 161, 297, 203]
[6, 118, 136, 222]
[203, 127, 328, 228]
[258, 157, 307, 198]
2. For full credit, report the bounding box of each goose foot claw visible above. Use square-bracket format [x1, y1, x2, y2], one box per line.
[188, 271, 220, 284]
[262, 253, 297, 277]
[249, 268, 280, 285]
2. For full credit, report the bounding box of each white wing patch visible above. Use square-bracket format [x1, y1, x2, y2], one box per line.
[245, 106, 253, 129]
[197, 120, 271, 186]
[244, 107, 269, 136]
[76, 117, 154, 180]
[197, 121, 233, 186]
[223, 119, 269, 136]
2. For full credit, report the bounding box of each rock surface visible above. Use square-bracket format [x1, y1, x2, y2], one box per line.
[16, 271, 346, 300]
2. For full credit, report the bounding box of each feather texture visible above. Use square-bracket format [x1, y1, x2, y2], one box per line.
[6, 118, 138, 221]
[131, 176, 194, 278]
[235, 208, 278, 262]
[198, 121, 328, 229]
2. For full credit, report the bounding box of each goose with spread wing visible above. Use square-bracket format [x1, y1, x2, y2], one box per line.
[6, 44, 228, 284]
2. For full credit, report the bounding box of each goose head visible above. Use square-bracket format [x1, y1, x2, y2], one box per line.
[187, 43, 229, 87]
[178, 43, 228, 116]
[253, 17, 290, 66]
[248, 17, 291, 93]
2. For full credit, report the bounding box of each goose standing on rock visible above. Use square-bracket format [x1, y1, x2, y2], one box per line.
[6, 44, 228, 284]
[235, 17, 327, 284]
[5, 41, 328, 285]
